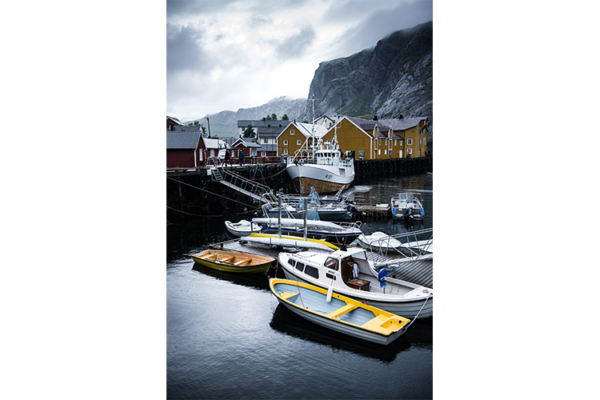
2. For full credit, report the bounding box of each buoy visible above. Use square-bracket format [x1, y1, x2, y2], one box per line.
[326, 281, 334, 303]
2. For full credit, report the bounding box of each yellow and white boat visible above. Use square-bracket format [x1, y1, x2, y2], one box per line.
[269, 278, 411, 345]
[192, 250, 274, 274]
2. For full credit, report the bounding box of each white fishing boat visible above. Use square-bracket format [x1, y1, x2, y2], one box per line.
[277, 247, 433, 319]
[270, 278, 412, 346]
[391, 192, 425, 220]
[224, 220, 263, 237]
[261, 201, 351, 221]
[286, 109, 354, 194]
[357, 232, 402, 250]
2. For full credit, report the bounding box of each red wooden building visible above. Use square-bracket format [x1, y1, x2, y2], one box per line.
[167, 131, 205, 168]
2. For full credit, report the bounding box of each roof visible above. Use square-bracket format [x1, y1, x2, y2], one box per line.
[169, 125, 202, 132]
[346, 117, 392, 133]
[203, 138, 227, 149]
[166, 116, 182, 125]
[257, 126, 286, 136]
[237, 120, 291, 128]
[292, 122, 329, 138]
[377, 117, 427, 131]
[233, 138, 261, 148]
[166, 131, 202, 150]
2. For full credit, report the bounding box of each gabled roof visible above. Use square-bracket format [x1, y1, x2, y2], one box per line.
[257, 126, 286, 136]
[346, 117, 392, 133]
[377, 117, 427, 131]
[169, 125, 202, 132]
[237, 120, 290, 128]
[275, 121, 326, 140]
[166, 131, 202, 150]
[166, 116, 182, 125]
[203, 138, 227, 149]
[232, 138, 261, 148]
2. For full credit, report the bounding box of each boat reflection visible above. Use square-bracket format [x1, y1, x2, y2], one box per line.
[191, 262, 271, 292]
[269, 303, 432, 363]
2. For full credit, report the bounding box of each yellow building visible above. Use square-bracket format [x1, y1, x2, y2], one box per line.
[319, 116, 428, 160]
[276, 121, 329, 158]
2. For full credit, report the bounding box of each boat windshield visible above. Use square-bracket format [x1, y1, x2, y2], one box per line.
[324, 257, 339, 270]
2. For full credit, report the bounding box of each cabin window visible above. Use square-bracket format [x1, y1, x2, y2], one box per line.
[305, 265, 319, 279]
[297, 140, 301, 145]
[290, 259, 296, 267]
[407, 139, 413, 145]
[290, 130, 295, 135]
[324, 257, 339, 271]
[295, 261, 305, 272]
[284, 140, 288, 145]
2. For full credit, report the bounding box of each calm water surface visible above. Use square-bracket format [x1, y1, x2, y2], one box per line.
[167, 173, 433, 399]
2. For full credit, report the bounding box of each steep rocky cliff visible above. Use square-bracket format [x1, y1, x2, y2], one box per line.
[306, 21, 432, 124]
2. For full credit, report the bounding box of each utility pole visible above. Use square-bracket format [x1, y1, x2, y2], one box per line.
[206, 114, 211, 138]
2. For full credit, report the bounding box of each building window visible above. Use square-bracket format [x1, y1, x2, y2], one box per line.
[290, 130, 295, 135]
[284, 140, 288, 145]
[283, 149, 288, 155]
[394, 140, 397, 146]
[407, 139, 413, 145]
[263, 138, 268, 143]
[419, 139, 422, 145]
[378, 149, 381, 155]
[407, 148, 413, 154]
[400, 141, 403, 146]
[261, 152, 266, 157]
[297, 140, 301, 145]
[385, 139, 387, 146]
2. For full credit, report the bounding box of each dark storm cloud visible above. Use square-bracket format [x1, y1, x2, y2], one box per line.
[326, 0, 432, 58]
[275, 26, 316, 60]
[167, 23, 211, 75]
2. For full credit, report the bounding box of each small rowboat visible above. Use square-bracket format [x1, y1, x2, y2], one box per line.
[269, 278, 412, 345]
[224, 220, 263, 237]
[192, 250, 274, 274]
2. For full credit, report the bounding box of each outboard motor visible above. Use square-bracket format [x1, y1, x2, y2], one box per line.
[347, 204, 360, 215]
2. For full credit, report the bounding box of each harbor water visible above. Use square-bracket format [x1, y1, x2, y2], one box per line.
[167, 173, 433, 399]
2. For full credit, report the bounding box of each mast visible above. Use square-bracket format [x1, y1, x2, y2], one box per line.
[310, 94, 315, 156]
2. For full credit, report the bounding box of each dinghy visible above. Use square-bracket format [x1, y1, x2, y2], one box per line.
[357, 232, 402, 250]
[192, 249, 274, 274]
[270, 278, 411, 345]
[224, 220, 263, 237]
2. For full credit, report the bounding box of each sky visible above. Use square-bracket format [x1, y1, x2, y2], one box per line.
[167, 0, 433, 121]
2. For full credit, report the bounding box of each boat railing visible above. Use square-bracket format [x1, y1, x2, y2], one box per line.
[364, 228, 433, 258]
[286, 156, 353, 168]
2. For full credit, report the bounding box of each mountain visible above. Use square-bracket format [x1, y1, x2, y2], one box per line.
[182, 97, 307, 138]
[306, 21, 432, 125]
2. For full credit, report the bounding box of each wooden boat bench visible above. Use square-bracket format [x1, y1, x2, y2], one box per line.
[279, 292, 299, 301]
[326, 303, 358, 319]
[198, 253, 218, 260]
[233, 257, 252, 266]
[361, 315, 403, 333]
[219, 255, 235, 263]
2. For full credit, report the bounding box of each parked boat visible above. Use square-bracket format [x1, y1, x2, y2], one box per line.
[286, 116, 355, 194]
[253, 217, 362, 244]
[277, 247, 433, 319]
[270, 278, 411, 345]
[224, 220, 262, 237]
[357, 232, 402, 250]
[241, 233, 339, 251]
[261, 201, 352, 221]
[191, 249, 274, 274]
[391, 193, 425, 220]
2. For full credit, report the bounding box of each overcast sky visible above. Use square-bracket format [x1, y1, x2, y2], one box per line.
[167, 0, 433, 121]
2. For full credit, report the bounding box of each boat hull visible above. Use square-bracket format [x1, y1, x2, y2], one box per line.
[270, 280, 410, 345]
[281, 270, 433, 319]
[192, 250, 274, 274]
[287, 164, 354, 194]
[261, 227, 360, 244]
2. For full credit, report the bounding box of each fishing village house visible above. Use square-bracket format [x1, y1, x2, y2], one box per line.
[166, 129, 206, 168]
[236, 119, 289, 137]
[232, 137, 261, 161]
[276, 121, 329, 159]
[256, 126, 284, 160]
[166, 115, 182, 130]
[318, 116, 428, 160]
[203, 137, 228, 160]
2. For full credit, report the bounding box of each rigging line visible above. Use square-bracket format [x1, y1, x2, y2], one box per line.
[167, 176, 258, 208]
[166, 206, 223, 218]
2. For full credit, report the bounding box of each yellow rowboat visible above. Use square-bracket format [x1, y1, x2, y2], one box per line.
[269, 278, 412, 345]
[192, 250, 275, 274]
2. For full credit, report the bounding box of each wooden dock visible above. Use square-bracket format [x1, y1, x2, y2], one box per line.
[209, 238, 433, 288]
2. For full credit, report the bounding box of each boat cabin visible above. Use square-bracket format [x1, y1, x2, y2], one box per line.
[287, 248, 372, 291]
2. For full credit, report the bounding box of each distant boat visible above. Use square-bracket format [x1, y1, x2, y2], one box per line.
[191, 249, 274, 274]
[391, 192, 424, 220]
[261, 201, 351, 221]
[270, 278, 412, 346]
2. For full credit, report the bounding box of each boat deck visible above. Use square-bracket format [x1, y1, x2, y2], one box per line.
[210, 238, 433, 288]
